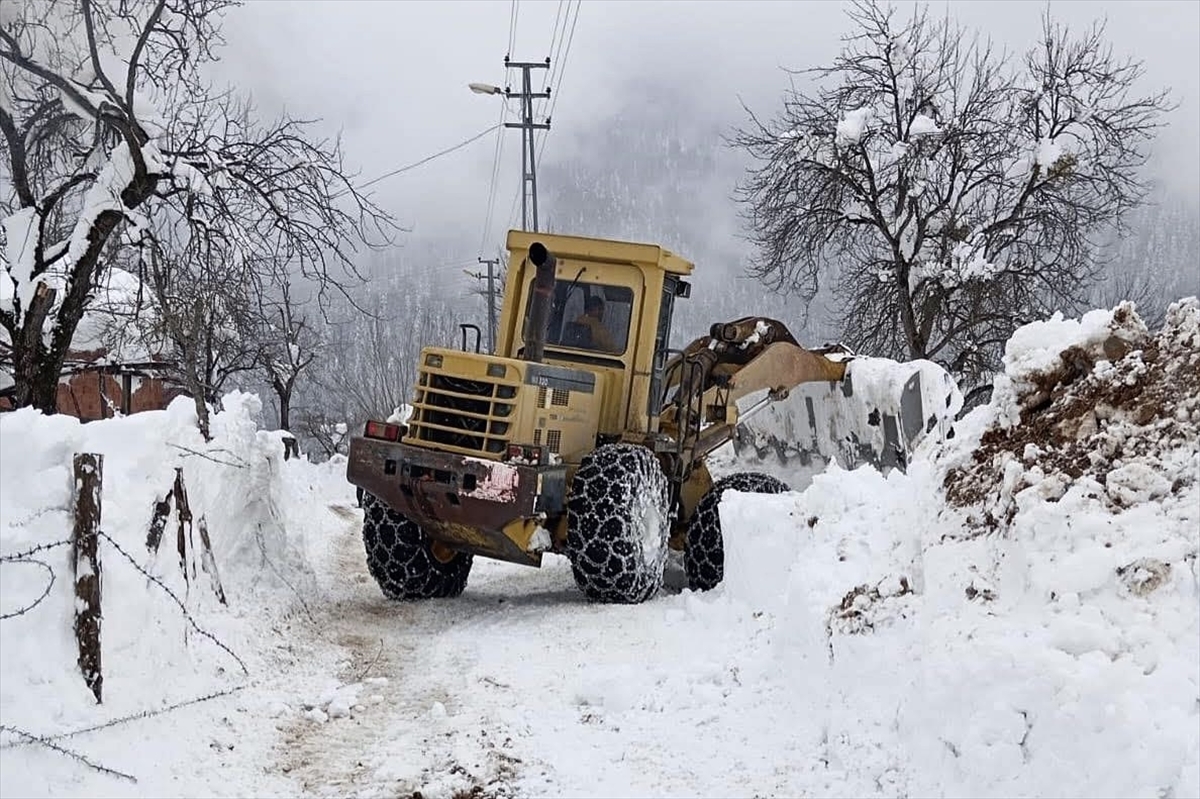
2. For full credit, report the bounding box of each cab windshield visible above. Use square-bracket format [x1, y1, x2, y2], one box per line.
[532, 281, 633, 355]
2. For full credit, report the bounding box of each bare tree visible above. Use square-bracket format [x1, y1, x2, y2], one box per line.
[0, 0, 392, 413]
[261, 278, 317, 432]
[732, 1, 1172, 405]
[290, 286, 463, 457]
[135, 219, 264, 438]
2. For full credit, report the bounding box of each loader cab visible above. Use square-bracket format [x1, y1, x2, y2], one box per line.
[498, 230, 693, 440]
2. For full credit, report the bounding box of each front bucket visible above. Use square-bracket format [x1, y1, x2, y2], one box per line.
[732, 356, 962, 473]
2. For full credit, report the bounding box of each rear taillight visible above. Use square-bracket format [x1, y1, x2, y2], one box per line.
[364, 420, 402, 441]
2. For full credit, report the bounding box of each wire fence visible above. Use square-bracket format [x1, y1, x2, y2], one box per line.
[0, 481, 249, 784]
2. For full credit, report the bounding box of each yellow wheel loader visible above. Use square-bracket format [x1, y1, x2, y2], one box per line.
[346, 230, 959, 603]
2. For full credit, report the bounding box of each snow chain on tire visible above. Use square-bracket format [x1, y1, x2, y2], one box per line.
[566, 443, 670, 604]
[684, 472, 790, 592]
[361, 492, 473, 600]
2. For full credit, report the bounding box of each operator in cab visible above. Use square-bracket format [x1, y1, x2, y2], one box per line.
[574, 295, 618, 352]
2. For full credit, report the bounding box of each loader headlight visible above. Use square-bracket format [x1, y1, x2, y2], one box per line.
[487, 363, 507, 378]
[425, 353, 443, 368]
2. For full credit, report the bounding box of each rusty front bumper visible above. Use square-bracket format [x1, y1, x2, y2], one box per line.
[346, 437, 567, 566]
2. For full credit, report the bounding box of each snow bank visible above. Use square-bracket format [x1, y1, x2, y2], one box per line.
[0, 392, 351, 796]
[711, 299, 1200, 797]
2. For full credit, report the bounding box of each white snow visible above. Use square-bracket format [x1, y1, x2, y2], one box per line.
[836, 106, 875, 147]
[71, 267, 161, 360]
[1003, 305, 1119, 381]
[909, 113, 942, 137]
[1, 207, 39, 313]
[1, 300, 1197, 798]
[386, 404, 413, 425]
[1035, 136, 1066, 169]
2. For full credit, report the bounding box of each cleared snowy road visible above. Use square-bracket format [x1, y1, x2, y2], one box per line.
[275, 499, 835, 799]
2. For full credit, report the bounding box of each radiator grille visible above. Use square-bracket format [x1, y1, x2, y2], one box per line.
[408, 371, 517, 456]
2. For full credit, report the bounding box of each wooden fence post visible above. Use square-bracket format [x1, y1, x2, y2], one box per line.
[196, 516, 227, 606]
[72, 453, 104, 704]
[146, 491, 173, 553]
[172, 468, 194, 587]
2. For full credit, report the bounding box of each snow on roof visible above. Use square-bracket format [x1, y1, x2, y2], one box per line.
[70, 267, 162, 362]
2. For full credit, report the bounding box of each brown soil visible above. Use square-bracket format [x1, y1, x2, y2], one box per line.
[943, 303, 1200, 534]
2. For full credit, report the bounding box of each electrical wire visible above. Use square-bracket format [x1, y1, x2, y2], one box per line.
[358, 124, 501, 190]
[477, 99, 509, 254]
[508, 0, 520, 57]
[540, 0, 566, 116]
[536, 0, 581, 171]
[545, 1, 565, 88]
[479, 0, 523, 255]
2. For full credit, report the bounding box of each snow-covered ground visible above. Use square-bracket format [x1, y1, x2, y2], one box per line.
[1, 301, 1197, 798]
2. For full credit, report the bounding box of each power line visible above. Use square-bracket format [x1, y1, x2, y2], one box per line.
[359, 124, 500, 190]
[545, 1, 565, 92]
[478, 99, 509, 254]
[507, 0, 580, 231]
[536, 0, 580, 171]
[503, 58, 550, 232]
[508, 0, 520, 56]
[495, 1, 575, 239]
[540, 0, 566, 117]
[479, 0, 523, 255]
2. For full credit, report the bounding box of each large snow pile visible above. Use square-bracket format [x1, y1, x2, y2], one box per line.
[0, 392, 348, 795]
[711, 298, 1199, 797]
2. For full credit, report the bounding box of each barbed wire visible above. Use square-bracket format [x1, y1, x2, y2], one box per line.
[0, 686, 246, 750]
[95, 530, 248, 675]
[1, 530, 246, 673]
[0, 539, 72, 621]
[0, 725, 138, 783]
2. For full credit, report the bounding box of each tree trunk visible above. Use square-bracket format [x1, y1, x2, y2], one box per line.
[10, 283, 59, 413]
[179, 338, 211, 440]
[892, 256, 926, 360]
[279, 389, 291, 431]
[10, 196, 146, 413]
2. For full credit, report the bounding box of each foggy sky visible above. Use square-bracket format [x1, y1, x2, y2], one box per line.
[210, 0, 1200, 265]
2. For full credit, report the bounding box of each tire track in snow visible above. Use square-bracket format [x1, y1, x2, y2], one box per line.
[270, 505, 521, 798]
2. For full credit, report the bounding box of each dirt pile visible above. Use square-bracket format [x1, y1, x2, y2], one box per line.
[944, 299, 1200, 533]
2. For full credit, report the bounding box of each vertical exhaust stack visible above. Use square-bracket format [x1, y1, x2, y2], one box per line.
[523, 242, 556, 363]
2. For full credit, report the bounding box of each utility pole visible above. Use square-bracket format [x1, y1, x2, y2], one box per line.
[478, 256, 500, 353]
[503, 56, 550, 231]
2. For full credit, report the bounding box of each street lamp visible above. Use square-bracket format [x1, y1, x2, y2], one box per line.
[468, 82, 505, 96]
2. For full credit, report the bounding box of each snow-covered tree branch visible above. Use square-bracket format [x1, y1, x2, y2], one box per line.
[732, 0, 1173, 404]
[0, 0, 395, 413]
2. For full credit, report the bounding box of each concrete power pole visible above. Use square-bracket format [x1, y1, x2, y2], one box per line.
[479, 256, 500, 353]
[503, 57, 550, 231]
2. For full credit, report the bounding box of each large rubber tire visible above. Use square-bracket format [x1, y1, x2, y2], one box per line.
[361, 492, 473, 600]
[566, 444, 670, 604]
[684, 472, 790, 592]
